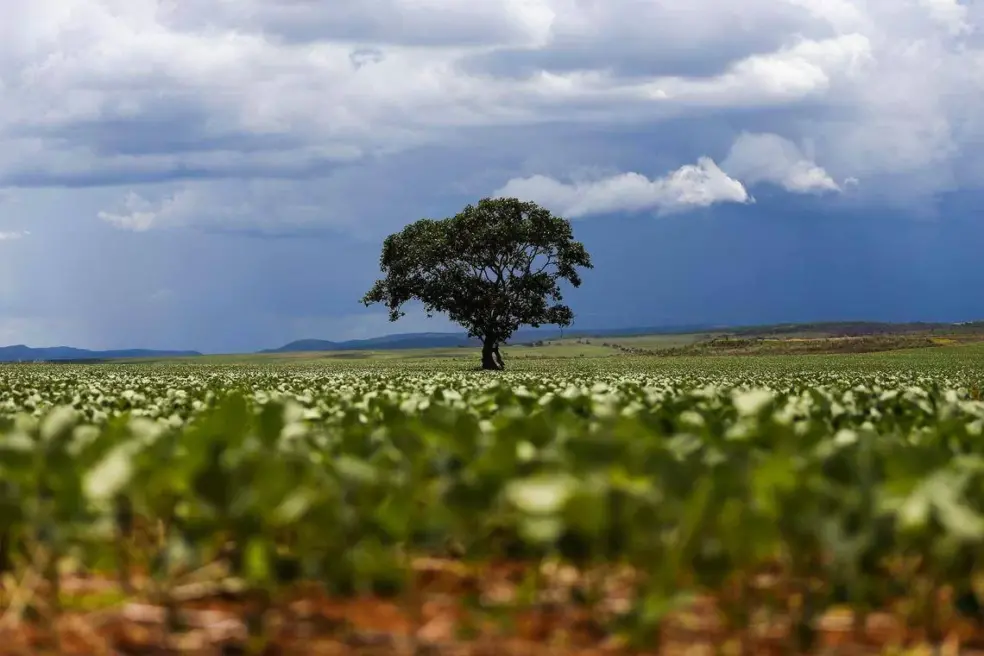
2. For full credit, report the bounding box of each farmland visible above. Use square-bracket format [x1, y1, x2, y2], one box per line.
[2, 344, 984, 653]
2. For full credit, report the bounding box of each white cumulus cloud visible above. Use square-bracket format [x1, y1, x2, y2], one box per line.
[722, 132, 843, 193]
[495, 158, 750, 218]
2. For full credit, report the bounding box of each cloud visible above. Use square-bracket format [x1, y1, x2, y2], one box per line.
[97, 191, 197, 231]
[495, 158, 750, 218]
[0, 1, 976, 238]
[458, 0, 827, 79]
[0, 0, 948, 204]
[722, 132, 843, 193]
[0, 0, 975, 242]
[96, 178, 374, 236]
[919, 0, 972, 35]
[0, 231, 29, 241]
[636, 34, 872, 107]
[497, 128, 848, 219]
[163, 0, 557, 48]
[783, 0, 869, 32]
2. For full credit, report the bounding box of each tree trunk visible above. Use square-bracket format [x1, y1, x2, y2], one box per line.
[481, 338, 503, 371]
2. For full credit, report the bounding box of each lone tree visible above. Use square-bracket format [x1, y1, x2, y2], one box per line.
[361, 197, 593, 370]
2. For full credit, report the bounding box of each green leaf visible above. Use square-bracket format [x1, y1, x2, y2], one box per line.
[519, 516, 564, 544]
[505, 474, 577, 515]
[84, 444, 135, 503]
[272, 489, 315, 526]
[244, 537, 272, 584]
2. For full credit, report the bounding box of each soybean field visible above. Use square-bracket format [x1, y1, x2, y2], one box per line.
[2, 345, 984, 653]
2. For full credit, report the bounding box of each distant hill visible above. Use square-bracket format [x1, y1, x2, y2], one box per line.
[260, 339, 342, 353]
[5, 320, 980, 362]
[730, 321, 984, 337]
[260, 325, 719, 354]
[260, 333, 476, 353]
[0, 345, 202, 363]
[260, 321, 984, 354]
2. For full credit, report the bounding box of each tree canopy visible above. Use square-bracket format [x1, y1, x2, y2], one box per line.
[361, 197, 593, 370]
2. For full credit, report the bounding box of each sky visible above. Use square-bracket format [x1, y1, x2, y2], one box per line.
[1, 0, 983, 353]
